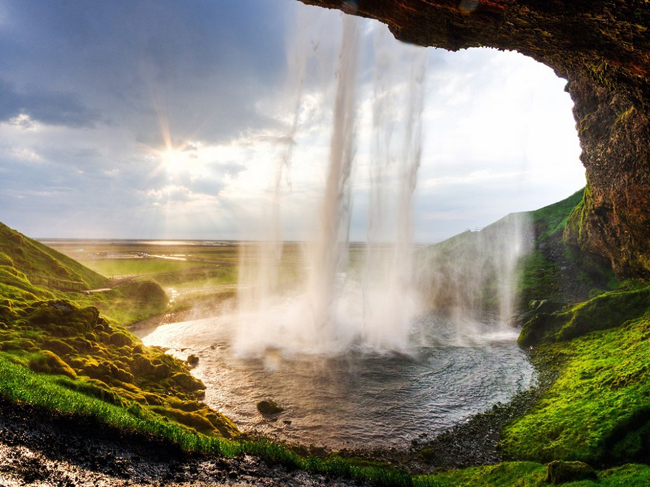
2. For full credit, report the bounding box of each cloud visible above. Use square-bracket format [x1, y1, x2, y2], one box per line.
[0, 2, 585, 241]
[0, 79, 101, 128]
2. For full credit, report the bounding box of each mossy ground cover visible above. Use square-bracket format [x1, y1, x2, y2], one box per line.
[412, 190, 650, 484]
[0, 297, 239, 438]
[500, 190, 650, 472]
[516, 188, 617, 308]
[414, 462, 650, 486]
[0, 223, 107, 291]
[71, 280, 171, 326]
[0, 356, 414, 486]
[502, 308, 650, 464]
[0, 224, 239, 438]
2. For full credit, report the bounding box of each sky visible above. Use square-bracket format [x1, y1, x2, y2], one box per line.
[0, 0, 586, 243]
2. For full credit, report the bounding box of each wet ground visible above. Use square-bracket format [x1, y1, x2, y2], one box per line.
[0, 398, 365, 486]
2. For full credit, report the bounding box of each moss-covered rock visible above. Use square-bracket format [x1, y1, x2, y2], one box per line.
[29, 350, 77, 379]
[545, 460, 597, 484]
[0, 222, 240, 441]
[149, 405, 238, 438]
[502, 314, 650, 464]
[520, 286, 650, 347]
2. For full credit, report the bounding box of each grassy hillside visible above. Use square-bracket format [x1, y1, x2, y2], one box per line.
[501, 191, 650, 469]
[0, 223, 238, 441]
[0, 223, 108, 291]
[418, 212, 532, 314]
[517, 188, 618, 308]
[0, 223, 418, 486]
[412, 189, 650, 485]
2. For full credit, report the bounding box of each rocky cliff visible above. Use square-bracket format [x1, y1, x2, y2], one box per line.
[300, 0, 650, 279]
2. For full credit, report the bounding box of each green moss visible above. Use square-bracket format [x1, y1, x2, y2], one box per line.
[503, 315, 650, 463]
[28, 350, 77, 379]
[257, 399, 284, 415]
[41, 338, 76, 355]
[0, 222, 108, 290]
[564, 183, 596, 253]
[517, 251, 561, 305]
[413, 462, 546, 486]
[520, 286, 650, 346]
[545, 460, 597, 484]
[89, 280, 168, 326]
[532, 188, 585, 242]
[149, 406, 218, 434]
[414, 462, 650, 486]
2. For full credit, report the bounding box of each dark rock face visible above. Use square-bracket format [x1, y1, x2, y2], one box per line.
[299, 0, 650, 279]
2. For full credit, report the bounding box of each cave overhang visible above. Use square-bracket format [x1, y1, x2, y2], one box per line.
[299, 0, 650, 279]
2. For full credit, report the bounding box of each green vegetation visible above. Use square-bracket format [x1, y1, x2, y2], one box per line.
[412, 189, 650, 485]
[516, 188, 617, 307]
[519, 284, 650, 346]
[75, 280, 170, 326]
[0, 223, 107, 291]
[498, 189, 650, 474]
[0, 355, 412, 485]
[2, 184, 650, 487]
[78, 257, 202, 278]
[0, 295, 238, 438]
[504, 309, 650, 464]
[414, 462, 650, 486]
[0, 223, 237, 438]
[531, 188, 585, 243]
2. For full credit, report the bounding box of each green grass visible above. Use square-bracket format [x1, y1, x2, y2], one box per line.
[0, 225, 413, 486]
[518, 284, 650, 346]
[414, 462, 650, 486]
[4, 211, 650, 486]
[77, 258, 201, 278]
[517, 250, 562, 305]
[502, 311, 650, 464]
[0, 223, 107, 290]
[531, 188, 585, 242]
[0, 355, 232, 451]
[414, 462, 547, 486]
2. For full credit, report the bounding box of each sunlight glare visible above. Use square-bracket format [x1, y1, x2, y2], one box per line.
[162, 147, 183, 175]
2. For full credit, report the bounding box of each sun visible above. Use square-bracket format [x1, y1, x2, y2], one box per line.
[162, 147, 183, 175]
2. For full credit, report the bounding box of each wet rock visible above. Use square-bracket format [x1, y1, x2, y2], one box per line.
[257, 399, 284, 415]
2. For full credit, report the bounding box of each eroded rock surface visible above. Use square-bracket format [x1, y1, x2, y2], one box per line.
[300, 0, 650, 279]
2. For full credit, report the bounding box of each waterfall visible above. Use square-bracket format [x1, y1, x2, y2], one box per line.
[361, 29, 428, 350]
[301, 14, 360, 347]
[233, 13, 528, 357]
[418, 212, 533, 337]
